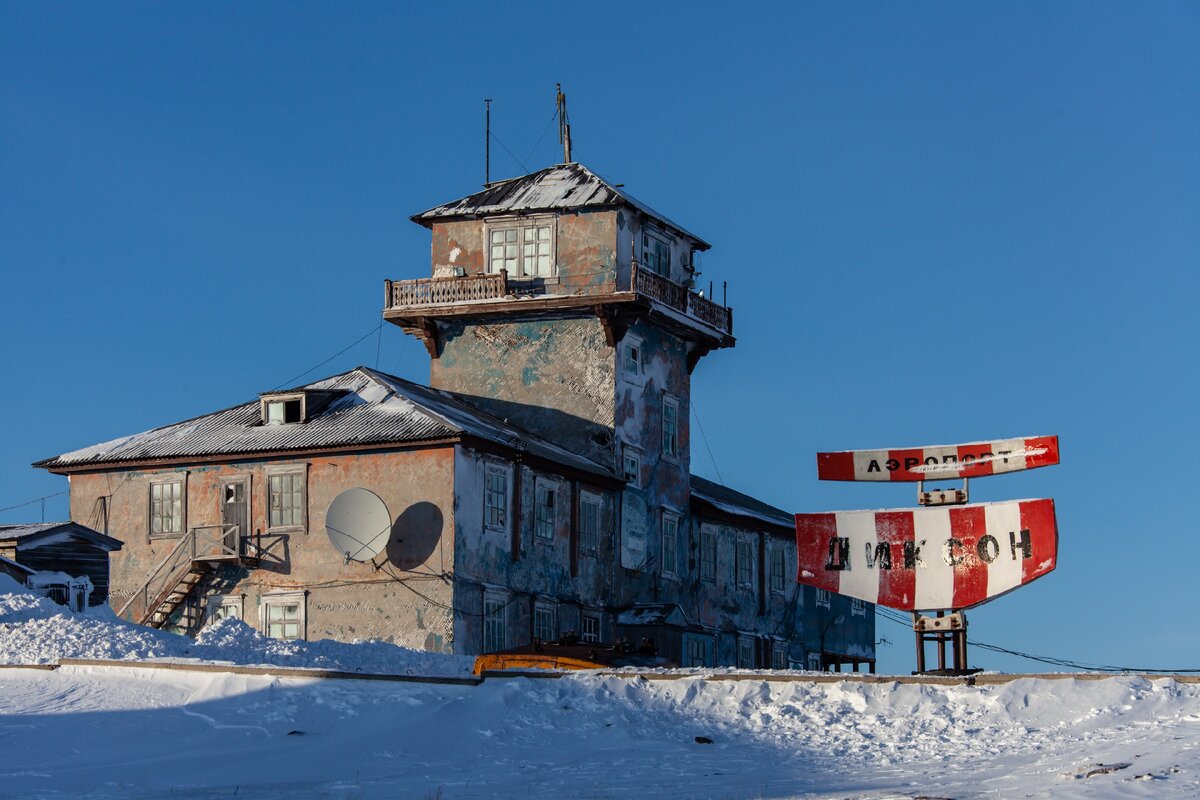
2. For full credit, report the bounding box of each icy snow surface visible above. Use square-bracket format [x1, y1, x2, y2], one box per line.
[3, 576, 1200, 798]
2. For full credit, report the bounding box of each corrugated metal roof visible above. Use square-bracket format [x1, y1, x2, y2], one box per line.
[690, 475, 794, 531]
[0, 521, 123, 550]
[411, 162, 711, 250]
[35, 368, 612, 478]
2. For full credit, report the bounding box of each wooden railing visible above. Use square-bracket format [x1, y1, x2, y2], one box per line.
[632, 262, 732, 334]
[116, 525, 254, 625]
[386, 270, 508, 309]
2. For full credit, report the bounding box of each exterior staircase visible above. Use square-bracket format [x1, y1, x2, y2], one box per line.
[116, 525, 259, 632]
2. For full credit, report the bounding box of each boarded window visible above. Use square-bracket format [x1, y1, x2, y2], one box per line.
[579, 493, 600, 554]
[485, 467, 507, 530]
[150, 479, 184, 536]
[737, 636, 755, 669]
[268, 472, 304, 529]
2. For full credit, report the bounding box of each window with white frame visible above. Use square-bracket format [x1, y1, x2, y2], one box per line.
[735, 536, 752, 588]
[621, 334, 643, 379]
[771, 641, 788, 670]
[661, 512, 680, 579]
[578, 492, 600, 555]
[661, 395, 679, 458]
[267, 469, 305, 531]
[534, 479, 556, 541]
[488, 220, 554, 278]
[206, 594, 243, 625]
[700, 524, 716, 582]
[815, 588, 831, 609]
[581, 611, 601, 643]
[622, 445, 641, 488]
[737, 635, 755, 669]
[262, 394, 304, 425]
[770, 545, 786, 594]
[262, 591, 305, 641]
[851, 598, 866, 616]
[641, 229, 671, 276]
[483, 592, 508, 653]
[533, 601, 557, 643]
[484, 465, 508, 531]
[149, 477, 185, 537]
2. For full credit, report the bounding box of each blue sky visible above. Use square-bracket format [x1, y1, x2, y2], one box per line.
[2, 3, 1197, 674]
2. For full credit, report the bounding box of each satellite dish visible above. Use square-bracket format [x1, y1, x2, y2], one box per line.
[325, 488, 391, 563]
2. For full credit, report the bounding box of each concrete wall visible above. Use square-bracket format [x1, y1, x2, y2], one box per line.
[431, 315, 617, 468]
[67, 447, 457, 651]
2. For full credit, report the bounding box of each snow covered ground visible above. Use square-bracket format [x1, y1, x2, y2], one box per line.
[3, 578, 1200, 799]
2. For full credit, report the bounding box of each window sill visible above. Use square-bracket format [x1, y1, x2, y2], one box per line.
[484, 525, 508, 535]
[149, 532, 185, 540]
[267, 525, 306, 535]
[534, 536, 555, 546]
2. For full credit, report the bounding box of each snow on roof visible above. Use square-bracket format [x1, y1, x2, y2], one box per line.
[411, 162, 711, 250]
[0, 522, 123, 551]
[35, 367, 613, 479]
[0, 555, 35, 575]
[690, 475, 795, 531]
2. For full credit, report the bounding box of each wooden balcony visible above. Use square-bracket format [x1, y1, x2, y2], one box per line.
[383, 264, 733, 346]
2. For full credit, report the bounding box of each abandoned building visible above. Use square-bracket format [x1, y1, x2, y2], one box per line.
[0, 522, 123, 610]
[36, 162, 875, 670]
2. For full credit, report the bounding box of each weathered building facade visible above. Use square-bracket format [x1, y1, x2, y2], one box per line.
[37, 162, 874, 670]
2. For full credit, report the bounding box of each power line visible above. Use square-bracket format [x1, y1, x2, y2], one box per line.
[690, 399, 725, 486]
[489, 131, 529, 174]
[0, 490, 67, 515]
[270, 323, 383, 391]
[523, 106, 559, 165]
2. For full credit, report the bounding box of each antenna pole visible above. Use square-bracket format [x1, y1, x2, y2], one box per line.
[484, 98, 492, 186]
[557, 83, 572, 163]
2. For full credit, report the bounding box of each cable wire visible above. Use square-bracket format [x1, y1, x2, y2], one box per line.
[0, 490, 67, 515]
[270, 323, 383, 391]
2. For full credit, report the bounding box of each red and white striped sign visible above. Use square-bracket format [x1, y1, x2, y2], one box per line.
[816, 435, 1059, 482]
[795, 498, 1057, 611]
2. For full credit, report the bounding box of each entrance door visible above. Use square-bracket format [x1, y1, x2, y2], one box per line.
[222, 478, 249, 556]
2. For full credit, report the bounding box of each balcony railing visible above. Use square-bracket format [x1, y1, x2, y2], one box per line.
[632, 262, 732, 334]
[384, 264, 732, 335]
[386, 270, 508, 309]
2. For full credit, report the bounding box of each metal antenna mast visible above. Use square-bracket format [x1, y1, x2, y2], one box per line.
[556, 84, 572, 163]
[484, 98, 492, 186]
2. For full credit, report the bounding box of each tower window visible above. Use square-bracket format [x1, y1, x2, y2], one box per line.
[641, 230, 671, 276]
[700, 524, 717, 581]
[488, 219, 554, 278]
[662, 395, 679, 458]
[535, 479, 556, 541]
[579, 492, 600, 554]
[622, 446, 642, 488]
[661, 511, 680, 579]
[484, 465, 508, 531]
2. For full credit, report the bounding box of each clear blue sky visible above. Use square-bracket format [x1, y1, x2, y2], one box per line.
[2, 3, 1197, 674]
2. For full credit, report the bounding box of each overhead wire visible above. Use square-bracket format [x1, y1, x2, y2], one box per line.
[0, 490, 68, 515]
[270, 322, 383, 391]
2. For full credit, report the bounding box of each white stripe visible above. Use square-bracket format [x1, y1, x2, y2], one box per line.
[913, 508, 954, 610]
[853, 450, 887, 480]
[836, 511, 881, 604]
[992, 438, 1027, 473]
[985, 501, 1023, 598]
[917, 446, 961, 479]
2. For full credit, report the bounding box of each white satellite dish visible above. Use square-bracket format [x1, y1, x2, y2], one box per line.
[325, 488, 391, 563]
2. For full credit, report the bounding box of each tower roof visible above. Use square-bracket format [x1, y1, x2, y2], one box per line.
[410, 162, 710, 250]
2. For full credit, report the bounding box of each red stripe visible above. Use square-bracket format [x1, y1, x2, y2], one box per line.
[1024, 436, 1060, 471]
[816, 451, 856, 481]
[1019, 498, 1058, 582]
[949, 505, 989, 608]
[890, 448, 925, 481]
[874, 511, 916, 609]
[956, 443, 995, 478]
[794, 513, 841, 593]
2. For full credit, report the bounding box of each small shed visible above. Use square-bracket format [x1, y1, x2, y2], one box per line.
[0, 555, 35, 585]
[0, 522, 123, 607]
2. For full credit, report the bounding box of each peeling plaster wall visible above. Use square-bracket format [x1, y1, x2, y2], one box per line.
[67, 447, 457, 652]
[452, 445, 617, 653]
[431, 316, 617, 467]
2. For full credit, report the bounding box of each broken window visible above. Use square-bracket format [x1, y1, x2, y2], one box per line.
[815, 588, 831, 609]
[483, 593, 507, 652]
[488, 220, 554, 278]
[485, 466, 508, 531]
[265, 398, 302, 425]
[535, 480, 556, 541]
[578, 492, 600, 554]
[700, 524, 717, 581]
[267, 470, 305, 530]
[622, 446, 642, 488]
[149, 478, 184, 537]
[661, 395, 679, 458]
[641, 230, 671, 276]
[661, 512, 680, 578]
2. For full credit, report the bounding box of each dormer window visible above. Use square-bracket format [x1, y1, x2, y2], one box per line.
[261, 393, 305, 425]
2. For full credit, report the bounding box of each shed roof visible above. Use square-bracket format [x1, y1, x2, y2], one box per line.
[34, 367, 612, 479]
[690, 475, 795, 532]
[411, 162, 711, 250]
[0, 522, 123, 551]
